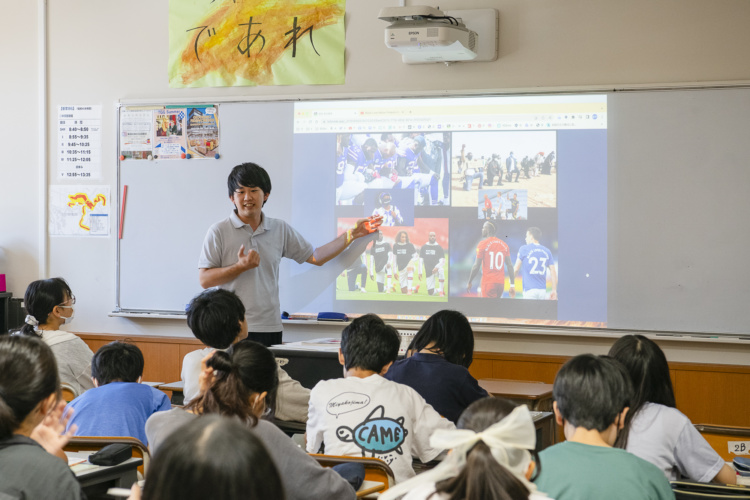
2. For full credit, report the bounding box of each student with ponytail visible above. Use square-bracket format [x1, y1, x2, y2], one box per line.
[16, 277, 94, 395]
[0, 335, 83, 499]
[145, 340, 357, 500]
[381, 397, 548, 500]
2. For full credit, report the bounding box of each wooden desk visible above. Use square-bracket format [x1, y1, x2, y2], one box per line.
[158, 381, 185, 405]
[478, 379, 554, 412]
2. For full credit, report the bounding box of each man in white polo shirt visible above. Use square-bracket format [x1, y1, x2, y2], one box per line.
[199, 162, 381, 346]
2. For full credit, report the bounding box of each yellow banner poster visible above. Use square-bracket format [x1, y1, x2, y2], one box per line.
[169, 0, 345, 88]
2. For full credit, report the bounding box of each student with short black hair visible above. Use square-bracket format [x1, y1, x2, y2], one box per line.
[0, 335, 83, 499]
[381, 397, 548, 500]
[16, 277, 94, 395]
[385, 310, 488, 423]
[147, 341, 356, 500]
[135, 415, 284, 500]
[306, 313, 456, 483]
[181, 288, 248, 403]
[181, 288, 311, 421]
[65, 341, 170, 444]
[534, 354, 674, 500]
[609, 335, 736, 484]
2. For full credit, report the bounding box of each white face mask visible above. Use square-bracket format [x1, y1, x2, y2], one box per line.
[58, 306, 75, 326]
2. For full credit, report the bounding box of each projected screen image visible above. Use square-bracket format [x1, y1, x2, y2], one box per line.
[289, 95, 607, 328]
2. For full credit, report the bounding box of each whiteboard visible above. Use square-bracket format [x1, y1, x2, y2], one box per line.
[117, 88, 750, 336]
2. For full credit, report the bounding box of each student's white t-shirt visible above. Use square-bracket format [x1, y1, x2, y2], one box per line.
[627, 402, 725, 482]
[306, 374, 455, 483]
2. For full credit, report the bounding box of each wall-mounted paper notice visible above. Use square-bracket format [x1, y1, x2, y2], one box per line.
[120, 109, 155, 160]
[57, 105, 102, 179]
[49, 185, 111, 236]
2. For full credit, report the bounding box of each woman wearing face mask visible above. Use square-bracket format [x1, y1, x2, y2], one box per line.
[15, 278, 95, 395]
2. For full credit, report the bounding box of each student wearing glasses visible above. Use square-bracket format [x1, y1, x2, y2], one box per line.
[16, 278, 94, 396]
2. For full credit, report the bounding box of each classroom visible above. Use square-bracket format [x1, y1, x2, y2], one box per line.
[2, 1, 750, 494]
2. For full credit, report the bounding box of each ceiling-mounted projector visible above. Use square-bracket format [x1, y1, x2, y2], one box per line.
[378, 6, 479, 64]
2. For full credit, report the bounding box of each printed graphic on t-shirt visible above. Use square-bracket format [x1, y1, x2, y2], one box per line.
[332, 401, 408, 464]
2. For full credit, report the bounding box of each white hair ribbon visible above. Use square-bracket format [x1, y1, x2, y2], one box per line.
[24, 315, 39, 327]
[380, 405, 540, 500]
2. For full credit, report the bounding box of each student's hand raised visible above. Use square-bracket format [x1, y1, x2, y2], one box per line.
[236, 245, 260, 271]
[198, 351, 217, 394]
[31, 400, 76, 460]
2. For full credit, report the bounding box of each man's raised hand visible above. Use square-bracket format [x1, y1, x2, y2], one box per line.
[237, 245, 260, 271]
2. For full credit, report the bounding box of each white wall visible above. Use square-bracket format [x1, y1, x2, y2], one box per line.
[0, 1, 40, 295]
[4, 0, 750, 362]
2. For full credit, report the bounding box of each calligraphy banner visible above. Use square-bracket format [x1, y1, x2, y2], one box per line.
[169, 0, 346, 88]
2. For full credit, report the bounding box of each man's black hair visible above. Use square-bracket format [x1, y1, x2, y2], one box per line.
[340, 314, 400, 372]
[187, 289, 245, 349]
[553, 354, 632, 432]
[227, 163, 272, 203]
[91, 341, 144, 385]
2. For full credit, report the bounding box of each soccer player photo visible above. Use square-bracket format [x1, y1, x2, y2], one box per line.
[335, 218, 449, 302]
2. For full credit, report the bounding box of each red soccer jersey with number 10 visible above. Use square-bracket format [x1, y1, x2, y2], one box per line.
[476, 237, 510, 286]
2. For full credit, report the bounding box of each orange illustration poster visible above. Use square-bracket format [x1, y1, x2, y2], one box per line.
[169, 0, 346, 88]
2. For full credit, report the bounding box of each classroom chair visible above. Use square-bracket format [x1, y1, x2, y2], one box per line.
[671, 480, 750, 499]
[310, 454, 396, 498]
[64, 436, 151, 478]
[695, 424, 750, 462]
[61, 382, 78, 402]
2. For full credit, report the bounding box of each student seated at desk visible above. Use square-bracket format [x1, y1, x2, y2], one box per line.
[181, 288, 310, 422]
[533, 354, 674, 500]
[384, 310, 488, 423]
[65, 341, 170, 444]
[0, 335, 83, 499]
[609, 335, 737, 484]
[147, 341, 356, 500]
[381, 397, 550, 500]
[131, 415, 283, 500]
[306, 314, 456, 483]
[16, 277, 94, 396]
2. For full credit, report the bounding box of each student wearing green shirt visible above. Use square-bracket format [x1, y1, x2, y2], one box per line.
[534, 354, 675, 500]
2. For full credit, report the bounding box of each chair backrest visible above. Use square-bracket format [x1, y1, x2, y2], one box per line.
[65, 436, 150, 477]
[695, 424, 750, 462]
[60, 383, 78, 402]
[310, 453, 396, 497]
[671, 480, 750, 499]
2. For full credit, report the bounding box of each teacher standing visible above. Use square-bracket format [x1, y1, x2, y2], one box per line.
[199, 162, 380, 346]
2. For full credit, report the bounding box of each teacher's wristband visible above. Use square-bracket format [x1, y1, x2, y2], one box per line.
[346, 229, 353, 245]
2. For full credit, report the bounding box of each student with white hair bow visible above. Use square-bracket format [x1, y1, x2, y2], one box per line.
[381, 398, 552, 500]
